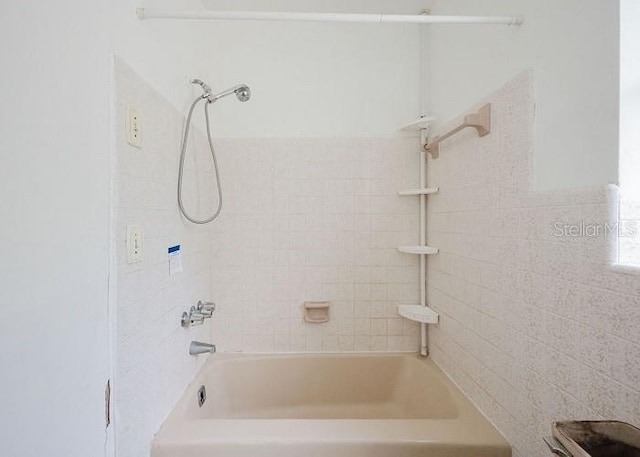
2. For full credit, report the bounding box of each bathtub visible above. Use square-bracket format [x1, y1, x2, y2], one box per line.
[151, 353, 510, 457]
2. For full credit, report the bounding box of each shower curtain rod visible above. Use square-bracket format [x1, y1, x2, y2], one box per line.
[136, 9, 523, 26]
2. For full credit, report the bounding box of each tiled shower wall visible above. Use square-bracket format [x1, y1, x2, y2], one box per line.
[427, 70, 640, 457]
[114, 60, 424, 456]
[114, 60, 214, 457]
[208, 138, 422, 352]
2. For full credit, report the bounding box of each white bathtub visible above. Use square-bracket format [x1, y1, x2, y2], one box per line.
[151, 353, 510, 457]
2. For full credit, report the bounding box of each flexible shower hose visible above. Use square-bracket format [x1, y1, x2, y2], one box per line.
[177, 96, 223, 224]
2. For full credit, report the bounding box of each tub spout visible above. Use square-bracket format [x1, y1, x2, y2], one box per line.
[189, 341, 216, 355]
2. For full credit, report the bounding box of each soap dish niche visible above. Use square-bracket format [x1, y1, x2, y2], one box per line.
[304, 301, 330, 323]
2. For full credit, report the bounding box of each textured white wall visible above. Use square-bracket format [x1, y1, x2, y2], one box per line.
[428, 0, 619, 191]
[188, 0, 428, 137]
[0, 2, 111, 456]
[427, 71, 640, 457]
[111, 0, 428, 138]
[110, 0, 219, 113]
[0, 0, 251, 454]
[208, 138, 422, 352]
[114, 60, 216, 457]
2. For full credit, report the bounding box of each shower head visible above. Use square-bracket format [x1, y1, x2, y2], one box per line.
[208, 84, 251, 103]
[191, 80, 251, 104]
[234, 85, 251, 102]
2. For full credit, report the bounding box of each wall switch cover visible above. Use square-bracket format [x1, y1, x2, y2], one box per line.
[126, 225, 143, 263]
[126, 104, 142, 148]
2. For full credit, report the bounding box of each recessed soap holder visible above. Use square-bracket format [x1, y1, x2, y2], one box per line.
[303, 301, 330, 323]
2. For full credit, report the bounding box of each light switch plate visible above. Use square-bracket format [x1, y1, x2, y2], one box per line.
[126, 225, 143, 263]
[126, 104, 142, 148]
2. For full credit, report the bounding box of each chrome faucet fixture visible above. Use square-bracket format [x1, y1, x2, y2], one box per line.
[197, 300, 216, 318]
[181, 300, 216, 328]
[181, 306, 203, 327]
[189, 341, 216, 355]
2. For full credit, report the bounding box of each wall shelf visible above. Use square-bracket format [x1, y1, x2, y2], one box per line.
[398, 117, 436, 132]
[398, 305, 439, 324]
[398, 246, 439, 255]
[399, 117, 435, 132]
[397, 187, 439, 196]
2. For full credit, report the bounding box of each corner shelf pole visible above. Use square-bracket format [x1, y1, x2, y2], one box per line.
[397, 116, 439, 355]
[419, 127, 428, 357]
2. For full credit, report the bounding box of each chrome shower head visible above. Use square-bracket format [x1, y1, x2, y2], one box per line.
[234, 85, 251, 102]
[191, 80, 251, 104]
[208, 84, 251, 104]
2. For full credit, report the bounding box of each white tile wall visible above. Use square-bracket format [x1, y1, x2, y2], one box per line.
[208, 137, 423, 353]
[114, 59, 215, 457]
[427, 70, 640, 457]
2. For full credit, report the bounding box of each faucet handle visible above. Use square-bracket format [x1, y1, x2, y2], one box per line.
[189, 306, 206, 325]
[197, 300, 216, 318]
[181, 306, 205, 328]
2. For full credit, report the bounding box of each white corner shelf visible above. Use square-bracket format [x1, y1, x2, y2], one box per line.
[398, 246, 439, 255]
[398, 305, 439, 324]
[399, 116, 435, 132]
[397, 187, 439, 196]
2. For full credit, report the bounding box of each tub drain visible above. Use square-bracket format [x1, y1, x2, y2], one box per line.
[197, 385, 206, 407]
